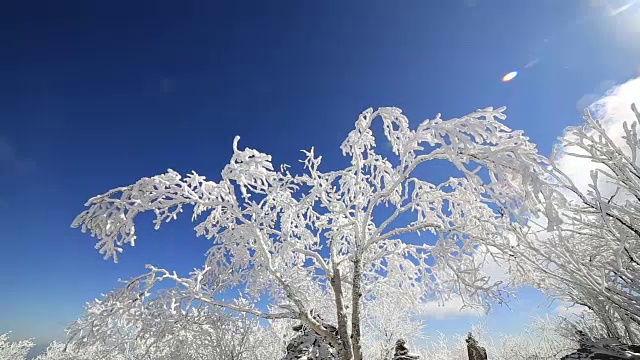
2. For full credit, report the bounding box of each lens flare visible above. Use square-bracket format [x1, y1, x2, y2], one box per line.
[502, 71, 518, 82]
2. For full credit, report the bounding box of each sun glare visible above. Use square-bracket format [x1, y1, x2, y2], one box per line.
[502, 71, 518, 82]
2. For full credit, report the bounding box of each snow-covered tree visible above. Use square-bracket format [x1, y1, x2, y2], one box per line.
[361, 289, 424, 360]
[507, 103, 640, 343]
[34, 341, 128, 360]
[64, 285, 283, 360]
[495, 316, 575, 359]
[72, 106, 552, 360]
[0, 332, 35, 360]
[419, 319, 575, 360]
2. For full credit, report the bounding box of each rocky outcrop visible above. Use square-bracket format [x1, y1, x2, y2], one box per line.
[466, 332, 487, 360]
[282, 313, 338, 360]
[392, 339, 420, 360]
[562, 331, 640, 359]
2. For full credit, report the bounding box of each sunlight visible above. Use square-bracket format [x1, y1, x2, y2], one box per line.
[607, 0, 638, 15]
[600, 0, 640, 47]
[501, 71, 518, 82]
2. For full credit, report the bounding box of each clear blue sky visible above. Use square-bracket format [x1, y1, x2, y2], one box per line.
[1, 0, 639, 346]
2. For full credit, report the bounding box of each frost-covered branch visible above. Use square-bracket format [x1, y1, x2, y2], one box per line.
[73, 106, 552, 359]
[509, 102, 640, 343]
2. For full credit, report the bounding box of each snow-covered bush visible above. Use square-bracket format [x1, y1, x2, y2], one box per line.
[493, 316, 575, 359]
[417, 318, 575, 360]
[0, 332, 34, 360]
[64, 286, 283, 360]
[33, 341, 128, 360]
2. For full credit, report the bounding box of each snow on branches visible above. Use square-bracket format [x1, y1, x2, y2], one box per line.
[65, 285, 282, 360]
[508, 101, 640, 344]
[72, 106, 552, 359]
[0, 333, 34, 360]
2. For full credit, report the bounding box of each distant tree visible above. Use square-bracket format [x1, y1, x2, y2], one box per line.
[64, 286, 282, 360]
[0, 332, 34, 360]
[34, 341, 125, 360]
[361, 289, 424, 360]
[507, 103, 640, 343]
[495, 316, 575, 360]
[421, 319, 575, 360]
[72, 106, 551, 360]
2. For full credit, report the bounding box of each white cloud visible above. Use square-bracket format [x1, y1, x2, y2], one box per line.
[556, 76, 640, 195]
[575, 93, 599, 114]
[479, 257, 508, 284]
[418, 295, 485, 320]
[473, 243, 515, 285]
[590, 76, 640, 134]
[554, 301, 588, 317]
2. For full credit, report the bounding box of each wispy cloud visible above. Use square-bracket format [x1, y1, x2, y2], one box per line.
[523, 58, 540, 69]
[418, 295, 485, 320]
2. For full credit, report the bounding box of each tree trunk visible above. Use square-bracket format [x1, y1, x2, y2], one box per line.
[351, 256, 363, 360]
[331, 267, 354, 360]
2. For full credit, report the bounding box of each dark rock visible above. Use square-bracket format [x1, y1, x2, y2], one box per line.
[282, 312, 338, 360]
[393, 339, 420, 360]
[562, 331, 640, 359]
[466, 332, 487, 360]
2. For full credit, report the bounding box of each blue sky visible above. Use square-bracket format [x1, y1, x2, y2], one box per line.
[1, 0, 640, 346]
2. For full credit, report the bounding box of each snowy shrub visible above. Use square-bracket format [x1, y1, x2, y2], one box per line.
[0, 332, 34, 360]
